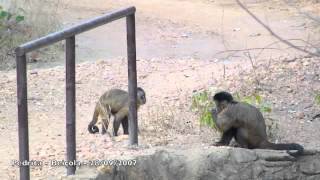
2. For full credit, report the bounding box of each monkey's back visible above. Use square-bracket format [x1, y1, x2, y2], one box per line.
[229, 103, 268, 137]
[99, 89, 129, 112]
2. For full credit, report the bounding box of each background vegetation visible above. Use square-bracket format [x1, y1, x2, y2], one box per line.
[0, 0, 61, 70]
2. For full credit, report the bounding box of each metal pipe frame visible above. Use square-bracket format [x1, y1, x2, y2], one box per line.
[15, 6, 138, 180]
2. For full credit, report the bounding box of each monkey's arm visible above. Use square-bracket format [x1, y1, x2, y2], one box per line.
[121, 117, 129, 135]
[214, 109, 238, 146]
[216, 111, 236, 132]
[215, 128, 237, 146]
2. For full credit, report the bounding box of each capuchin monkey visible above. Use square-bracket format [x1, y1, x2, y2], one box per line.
[211, 91, 303, 157]
[88, 87, 146, 136]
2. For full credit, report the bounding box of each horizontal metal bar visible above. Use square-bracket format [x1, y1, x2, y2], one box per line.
[15, 6, 135, 56]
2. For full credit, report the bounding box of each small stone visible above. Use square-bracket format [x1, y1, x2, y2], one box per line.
[233, 28, 241, 31]
[288, 110, 296, 113]
[297, 112, 305, 119]
[181, 33, 189, 38]
[97, 165, 112, 174]
[300, 159, 320, 175]
[303, 61, 310, 66]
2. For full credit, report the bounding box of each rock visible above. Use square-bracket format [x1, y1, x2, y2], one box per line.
[97, 165, 112, 174]
[262, 161, 293, 167]
[303, 61, 310, 66]
[233, 28, 241, 31]
[305, 174, 320, 180]
[30, 71, 38, 75]
[230, 148, 258, 163]
[297, 112, 305, 119]
[249, 33, 261, 37]
[288, 110, 296, 113]
[63, 147, 320, 180]
[287, 88, 293, 93]
[300, 158, 320, 175]
[180, 33, 189, 38]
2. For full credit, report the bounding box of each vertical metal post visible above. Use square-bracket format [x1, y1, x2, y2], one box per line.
[16, 54, 30, 180]
[65, 36, 76, 175]
[126, 13, 138, 145]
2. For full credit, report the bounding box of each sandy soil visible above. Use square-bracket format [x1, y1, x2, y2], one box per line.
[0, 0, 319, 179]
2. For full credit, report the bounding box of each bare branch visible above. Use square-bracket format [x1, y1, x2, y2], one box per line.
[300, 11, 320, 24]
[235, 0, 320, 57]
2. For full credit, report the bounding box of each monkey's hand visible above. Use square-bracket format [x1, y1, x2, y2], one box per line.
[212, 141, 226, 147]
[211, 108, 218, 122]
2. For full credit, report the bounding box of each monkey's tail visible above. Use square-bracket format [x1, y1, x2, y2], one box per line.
[88, 103, 100, 134]
[264, 141, 304, 157]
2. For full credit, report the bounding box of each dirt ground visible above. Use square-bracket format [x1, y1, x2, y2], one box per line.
[0, 0, 320, 179]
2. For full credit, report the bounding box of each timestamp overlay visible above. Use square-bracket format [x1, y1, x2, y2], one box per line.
[11, 159, 137, 167]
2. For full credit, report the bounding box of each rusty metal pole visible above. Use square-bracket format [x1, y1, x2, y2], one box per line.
[65, 36, 76, 175]
[126, 13, 138, 145]
[16, 54, 30, 180]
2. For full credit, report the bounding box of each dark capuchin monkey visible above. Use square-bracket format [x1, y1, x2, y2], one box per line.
[88, 87, 146, 136]
[211, 91, 303, 157]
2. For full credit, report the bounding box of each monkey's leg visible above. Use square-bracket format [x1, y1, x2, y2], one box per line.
[113, 109, 127, 136]
[99, 104, 110, 135]
[101, 118, 109, 135]
[113, 119, 121, 136]
[234, 128, 249, 148]
[121, 117, 129, 135]
[215, 128, 237, 146]
[120, 117, 140, 135]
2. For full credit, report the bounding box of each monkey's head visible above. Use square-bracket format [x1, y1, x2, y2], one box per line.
[213, 91, 236, 111]
[137, 87, 146, 105]
[213, 91, 234, 102]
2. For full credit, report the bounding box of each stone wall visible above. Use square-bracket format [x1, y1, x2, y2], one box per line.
[64, 147, 320, 180]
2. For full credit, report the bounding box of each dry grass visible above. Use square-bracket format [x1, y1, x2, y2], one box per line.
[138, 90, 220, 147]
[20, 0, 61, 38]
[0, 0, 62, 70]
[139, 105, 198, 145]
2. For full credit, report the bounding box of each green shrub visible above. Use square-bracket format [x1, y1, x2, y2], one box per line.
[234, 92, 272, 113]
[0, 0, 62, 69]
[0, 5, 25, 46]
[0, 6, 24, 24]
[191, 90, 217, 130]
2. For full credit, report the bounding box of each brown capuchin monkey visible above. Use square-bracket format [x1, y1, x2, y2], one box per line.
[211, 91, 303, 157]
[88, 87, 146, 136]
